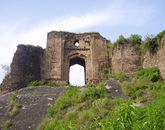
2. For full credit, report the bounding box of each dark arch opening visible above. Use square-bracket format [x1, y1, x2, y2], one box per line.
[69, 57, 85, 86]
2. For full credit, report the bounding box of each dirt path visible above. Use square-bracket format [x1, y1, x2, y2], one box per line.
[0, 86, 67, 130]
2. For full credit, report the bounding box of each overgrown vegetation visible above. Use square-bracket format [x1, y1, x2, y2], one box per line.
[134, 67, 161, 82]
[38, 67, 165, 130]
[114, 34, 142, 47]
[28, 80, 67, 87]
[3, 92, 22, 129]
[122, 67, 164, 102]
[8, 92, 22, 117]
[3, 120, 12, 130]
[103, 68, 126, 82]
[108, 30, 165, 56]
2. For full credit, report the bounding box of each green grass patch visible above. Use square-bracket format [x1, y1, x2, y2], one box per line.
[28, 80, 68, 87]
[135, 67, 161, 82]
[103, 69, 126, 82]
[3, 120, 12, 130]
[9, 103, 22, 117]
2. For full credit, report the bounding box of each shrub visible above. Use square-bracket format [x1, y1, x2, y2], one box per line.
[114, 35, 128, 45]
[135, 67, 161, 82]
[122, 79, 150, 99]
[128, 34, 142, 46]
[156, 30, 165, 43]
[144, 35, 158, 54]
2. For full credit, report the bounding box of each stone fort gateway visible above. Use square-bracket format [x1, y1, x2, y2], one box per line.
[0, 31, 165, 91]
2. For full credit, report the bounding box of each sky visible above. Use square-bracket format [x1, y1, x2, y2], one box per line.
[0, 0, 165, 84]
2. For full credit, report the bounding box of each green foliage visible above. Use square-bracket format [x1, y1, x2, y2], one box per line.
[28, 80, 45, 86]
[114, 35, 128, 45]
[10, 92, 17, 101]
[144, 35, 158, 54]
[114, 34, 142, 47]
[135, 67, 161, 82]
[39, 67, 165, 130]
[113, 72, 126, 82]
[128, 34, 142, 46]
[103, 70, 126, 82]
[9, 92, 17, 109]
[144, 30, 165, 54]
[28, 80, 68, 87]
[54, 87, 79, 112]
[3, 120, 12, 130]
[156, 30, 165, 43]
[122, 79, 150, 99]
[9, 103, 22, 117]
[90, 94, 165, 130]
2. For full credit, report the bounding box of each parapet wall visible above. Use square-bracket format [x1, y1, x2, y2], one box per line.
[0, 45, 43, 91]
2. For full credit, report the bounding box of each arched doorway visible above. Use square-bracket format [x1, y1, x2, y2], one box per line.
[69, 57, 86, 86]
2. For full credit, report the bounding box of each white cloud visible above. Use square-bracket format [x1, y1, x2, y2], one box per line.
[0, 0, 155, 83]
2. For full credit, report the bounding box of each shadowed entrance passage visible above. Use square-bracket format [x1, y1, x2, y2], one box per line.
[69, 57, 85, 86]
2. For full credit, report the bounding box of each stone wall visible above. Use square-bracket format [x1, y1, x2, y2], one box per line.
[143, 38, 165, 79]
[41, 31, 109, 84]
[111, 44, 141, 76]
[1, 31, 165, 93]
[0, 45, 43, 91]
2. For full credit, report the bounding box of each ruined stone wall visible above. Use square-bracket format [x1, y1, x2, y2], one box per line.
[2, 31, 165, 93]
[0, 45, 43, 91]
[41, 31, 109, 84]
[143, 37, 165, 79]
[111, 44, 141, 76]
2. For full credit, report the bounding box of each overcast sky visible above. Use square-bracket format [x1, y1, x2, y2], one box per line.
[0, 0, 165, 84]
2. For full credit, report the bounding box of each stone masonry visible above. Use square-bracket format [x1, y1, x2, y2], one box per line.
[41, 31, 109, 84]
[0, 31, 165, 92]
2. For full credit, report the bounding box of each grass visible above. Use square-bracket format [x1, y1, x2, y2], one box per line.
[28, 80, 68, 87]
[38, 67, 165, 130]
[3, 120, 12, 130]
[103, 69, 126, 82]
[8, 92, 17, 109]
[9, 103, 22, 117]
[4, 92, 22, 129]
[122, 67, 164, 101]
[134, 67, 161, 82]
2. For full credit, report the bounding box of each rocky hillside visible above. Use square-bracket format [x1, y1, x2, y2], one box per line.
[0, 86, 67, 130]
